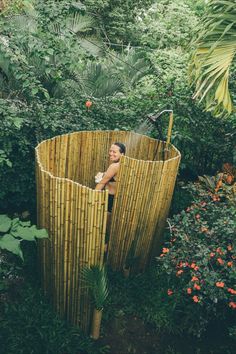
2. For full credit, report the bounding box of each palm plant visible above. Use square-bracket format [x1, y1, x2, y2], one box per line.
[190, 0, 236, 115]
[81, 265, 108, 339]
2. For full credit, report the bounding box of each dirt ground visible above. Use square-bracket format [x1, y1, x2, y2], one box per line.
[98, 314, 235, 354]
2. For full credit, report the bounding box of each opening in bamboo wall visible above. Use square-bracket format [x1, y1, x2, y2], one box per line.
[35, 130, 181, 332]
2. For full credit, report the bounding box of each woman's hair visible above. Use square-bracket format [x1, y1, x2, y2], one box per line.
[114, 142, 126, 154]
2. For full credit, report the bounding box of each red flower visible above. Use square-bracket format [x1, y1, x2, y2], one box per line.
[191, 276, 199, 282]
[216, 247, 223, 255]
[85, 100, 92, 108]
[195, 214, 200, 220]
[162, 247, 169, 253]
[194, 266, 199, 271]
[229, 302, 236, 309]
[167, 289, 173, 296]
[227, 261, 233, 267]
[176, 270, 183, 276]
[216, 282, 225, 288]
[228, 288, 236, 295]
[192, 295, 200, 303]
[210, 252, 215, 258]
[187, 288, 192, 294]
[190, 263, 196, 269]
[194, 283, 201, 290]
[217, 258, 224, 265]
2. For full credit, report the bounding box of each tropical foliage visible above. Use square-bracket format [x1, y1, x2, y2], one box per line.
[0, 1, 235, 352]
[190, 0, 236, 115]
[82, 265, 109, 310]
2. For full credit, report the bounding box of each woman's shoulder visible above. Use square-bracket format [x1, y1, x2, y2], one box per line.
[109, 162, 120, 170]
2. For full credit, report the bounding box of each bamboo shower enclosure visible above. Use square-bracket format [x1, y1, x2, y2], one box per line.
[36, 130, 181, 331]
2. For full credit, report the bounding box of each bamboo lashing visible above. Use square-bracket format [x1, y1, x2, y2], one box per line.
[35, 130, 181, 333]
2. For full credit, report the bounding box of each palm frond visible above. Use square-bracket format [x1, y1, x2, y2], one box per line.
[81, 265, 109, 310]
[8, 13, 38, 33]
[113, 49, 152, 88]
[78, 62, 123, 98]
[78, 36, 105, 57]
[65, 13, 94, 34]
[190, 0, 236, 115]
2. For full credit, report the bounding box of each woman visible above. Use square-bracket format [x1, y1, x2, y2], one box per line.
[95, 142, 126, 213]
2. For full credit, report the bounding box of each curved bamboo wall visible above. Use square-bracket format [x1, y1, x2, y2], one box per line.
[35, 130, 181, 331]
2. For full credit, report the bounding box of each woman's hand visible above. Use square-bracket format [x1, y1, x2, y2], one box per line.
[95, 172, 104, 184]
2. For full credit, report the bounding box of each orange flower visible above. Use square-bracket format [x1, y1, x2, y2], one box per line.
[162, 247, 169, 253]
[201, 227, 208, 232]
[192, 295, 200, 303]
[176, 270, 183, 276]
[216, 247, 223, 255]
[227, 261, 233, 267]
[229, 302, 236, 309]
[194, 266, 199, 271]
[217, 258, 224, 265]
[195, 214, 200, 220]
[160, 253, 164, 257]
[194, 283, 201, 290]
[187, 288, 192, 294]
[176, 262, 183, 268]
[227, 245, 233, 251]
[167, 289, 173, 295]
[191, 276, 199, 282]
[212, 194, 220, 202]
[85, 100, 92, 108]
[216, 282, 225, 288]
[190, 263, 196, 269]
[228, 288, 236, 295]
[210, 252, 215, 258]
[226, 175, 234, 184]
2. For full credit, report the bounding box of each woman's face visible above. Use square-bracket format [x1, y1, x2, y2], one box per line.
[109, 144, 123, 162]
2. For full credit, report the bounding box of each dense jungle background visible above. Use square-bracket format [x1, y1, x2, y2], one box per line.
[0, 1, 235, 353]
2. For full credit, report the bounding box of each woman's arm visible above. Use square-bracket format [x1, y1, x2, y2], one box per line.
[95, 163, 119, 191]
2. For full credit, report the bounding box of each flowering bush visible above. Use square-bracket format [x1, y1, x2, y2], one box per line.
[156, 182, 236, 337]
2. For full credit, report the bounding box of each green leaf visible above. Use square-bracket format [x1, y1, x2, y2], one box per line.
[6, 160, 12, 168]
[19, 220, 31, 227]
[11, 225, 36, 241]
[0, 214, 12, 233]
[11, 225, 48, 241]
[0, 234, 23, 260]
[13, 118, 23, 128]
[30, 225, 48, 239]
[31, 87, 39, 95]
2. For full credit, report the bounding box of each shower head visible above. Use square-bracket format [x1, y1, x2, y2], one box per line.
[147, 110, 173, 124]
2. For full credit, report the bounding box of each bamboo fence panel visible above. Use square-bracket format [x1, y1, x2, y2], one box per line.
[35, 130, 180, 332]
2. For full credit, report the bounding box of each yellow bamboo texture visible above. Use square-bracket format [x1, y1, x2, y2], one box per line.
[35, 130, 180, 333]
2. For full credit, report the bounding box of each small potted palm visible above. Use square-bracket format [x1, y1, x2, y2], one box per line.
[82, 265, 108, 340]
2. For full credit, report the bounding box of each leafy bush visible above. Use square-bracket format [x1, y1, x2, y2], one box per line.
[0, 213, 48, 293]
[156, 182, 236, 337]
[0, 214, 48, 260]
